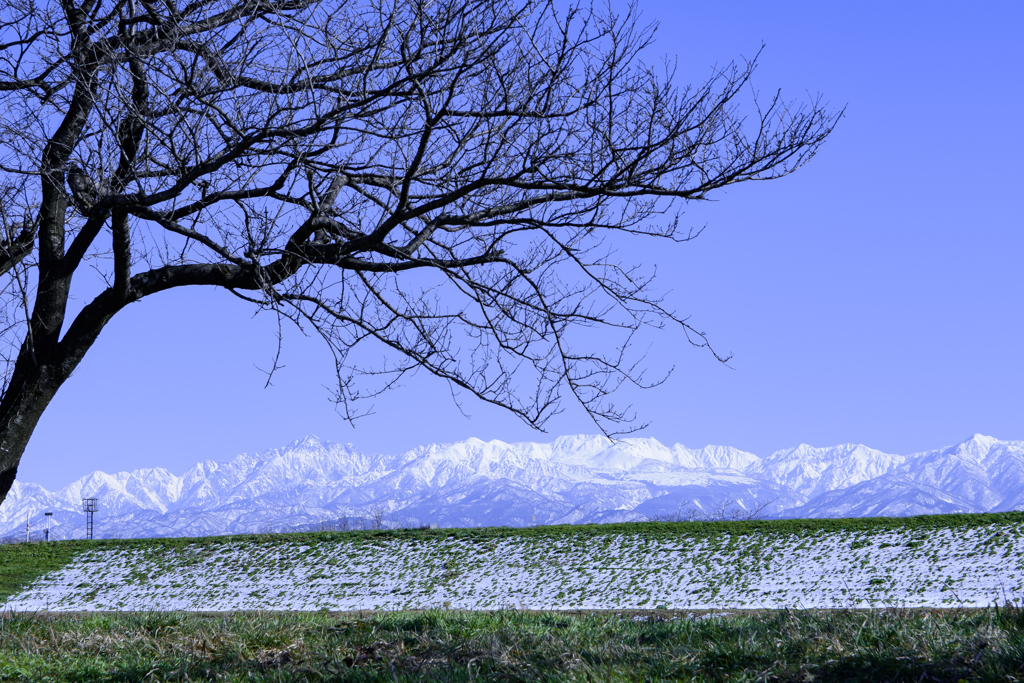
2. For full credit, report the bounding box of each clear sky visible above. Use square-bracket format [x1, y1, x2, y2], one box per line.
[18, 0, 1023, 490]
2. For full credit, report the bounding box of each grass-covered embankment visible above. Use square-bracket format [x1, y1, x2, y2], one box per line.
[3, 512, 1023, 611]
[0, 541, 82, 604]
[2, 607, 1024, 682]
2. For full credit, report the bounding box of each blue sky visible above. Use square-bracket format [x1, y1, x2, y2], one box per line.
[20, 0, 1023, 490]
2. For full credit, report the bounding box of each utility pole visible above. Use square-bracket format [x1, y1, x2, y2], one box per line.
[25, 512, 29, 542]
[82, 498, 98, 540]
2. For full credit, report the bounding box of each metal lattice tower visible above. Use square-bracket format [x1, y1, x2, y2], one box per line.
[82, 498, 98, 540]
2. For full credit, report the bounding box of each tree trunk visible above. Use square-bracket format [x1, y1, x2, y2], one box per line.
[0, 348, 67, 503]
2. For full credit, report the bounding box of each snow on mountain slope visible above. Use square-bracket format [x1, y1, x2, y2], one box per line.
[897, 435, 1024, 510]
[787, 435, 1024, 518]
[782, 475, 977, 518]
[1, 434, 1021, 539]
[754, 443, 904, 500]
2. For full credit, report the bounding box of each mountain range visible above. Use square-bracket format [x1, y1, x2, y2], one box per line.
[1, 434, 1022, 539]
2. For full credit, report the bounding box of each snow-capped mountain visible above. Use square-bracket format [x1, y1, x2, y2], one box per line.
[1, 434, 1021, 540]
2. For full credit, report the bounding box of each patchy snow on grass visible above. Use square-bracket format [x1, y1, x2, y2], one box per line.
[4, 524, 1022, 612]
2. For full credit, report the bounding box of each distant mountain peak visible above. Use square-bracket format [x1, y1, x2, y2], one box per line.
[1, 434, 1019, 540]
[286, 434, 327, 449]
[964, 433, 998, 448]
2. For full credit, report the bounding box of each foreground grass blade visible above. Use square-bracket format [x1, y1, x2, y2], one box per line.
[1, 607, 1023, 682]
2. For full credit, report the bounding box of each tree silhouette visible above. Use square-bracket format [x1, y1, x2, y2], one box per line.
[0, 0, 839, 504]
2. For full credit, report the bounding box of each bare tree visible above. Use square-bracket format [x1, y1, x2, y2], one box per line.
[362, 505, 386, 531]
[0, 0, 839, 505]
[314, 515, 351, 533]
[647, 498, 774, 523]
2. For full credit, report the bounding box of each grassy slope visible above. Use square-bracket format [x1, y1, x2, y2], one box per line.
[3, 511, 1022, 605]
[2, 607, 1024, 681]
[0, 541, 84, 604]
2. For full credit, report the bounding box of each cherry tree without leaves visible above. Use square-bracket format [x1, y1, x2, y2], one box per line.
[0, 0, 839, 503]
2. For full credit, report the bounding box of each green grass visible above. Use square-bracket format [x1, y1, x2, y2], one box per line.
[1, 607, 1023, 681]
[4, 511, 1022, 608]
[0, 541, 84, 603]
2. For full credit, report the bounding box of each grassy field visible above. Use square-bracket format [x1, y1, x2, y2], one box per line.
[3, 513, 1022, 612]
[0, 540, 82, 605]
[1, 606, 1023, 681]
[3, 515, 1023, 680]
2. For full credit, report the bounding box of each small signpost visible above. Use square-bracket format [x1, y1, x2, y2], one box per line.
[44, 512, 52, 542]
